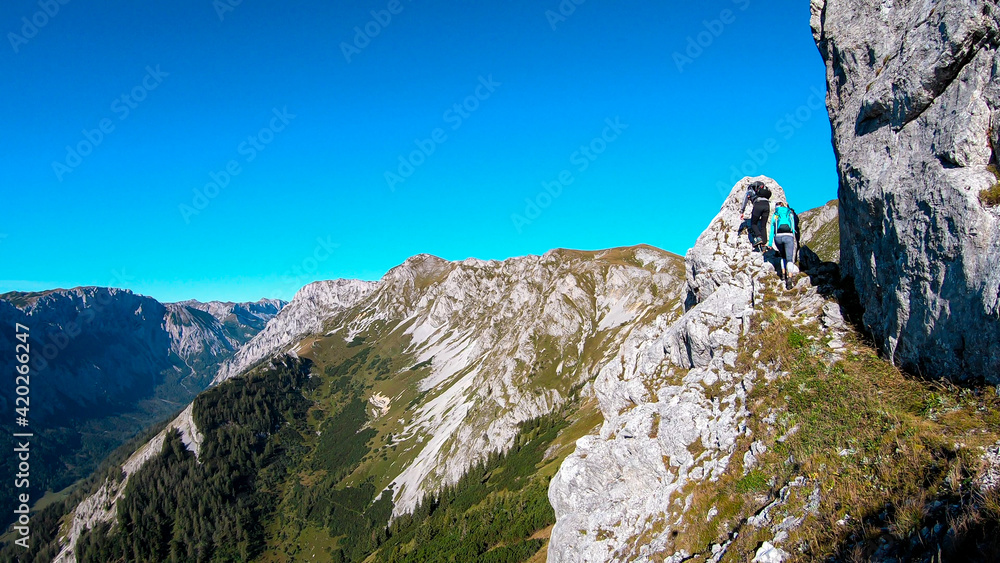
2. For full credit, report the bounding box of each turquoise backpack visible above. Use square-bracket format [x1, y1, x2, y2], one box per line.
[774, 206, 796, 234]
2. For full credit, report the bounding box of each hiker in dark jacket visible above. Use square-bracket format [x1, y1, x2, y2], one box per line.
[748, 184, 772, 252]
[739, 181, 763, 220]
[769, 200, 800, 289]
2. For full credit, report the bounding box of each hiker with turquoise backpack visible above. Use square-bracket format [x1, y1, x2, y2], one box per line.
[768, 200, 800, 290]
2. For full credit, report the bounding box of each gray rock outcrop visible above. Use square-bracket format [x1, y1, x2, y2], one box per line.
[212, 279, 375, 383]
[812, 0, 1000, 381]
[548, 177, 800, 562]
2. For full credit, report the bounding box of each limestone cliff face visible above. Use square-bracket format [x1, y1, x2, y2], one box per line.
[812, 0, 1000, 381]
[367, 249, 687, 516]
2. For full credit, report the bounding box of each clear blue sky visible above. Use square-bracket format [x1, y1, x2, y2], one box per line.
[0, 0, 835, 303]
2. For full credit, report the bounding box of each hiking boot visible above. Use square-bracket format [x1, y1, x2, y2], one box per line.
[785, 277, 793, 290]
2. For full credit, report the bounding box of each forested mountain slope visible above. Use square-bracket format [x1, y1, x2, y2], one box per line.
[0, 289, 284, 533]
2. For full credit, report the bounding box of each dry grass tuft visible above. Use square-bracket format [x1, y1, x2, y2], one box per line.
[982, 165, 1000, 206]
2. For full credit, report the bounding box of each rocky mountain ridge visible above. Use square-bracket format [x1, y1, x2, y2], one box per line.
[548, 174, 1000, 561]
[0, 288, 285, 421]
[43, 178, 859, 563]
[212, 279, 375, 383]
[547, 177, 841, 562]
[172, 298, 286, 355]
[49, 243, 692, 561]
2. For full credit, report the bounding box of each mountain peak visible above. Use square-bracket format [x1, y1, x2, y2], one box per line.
[547, 176, 838, 561]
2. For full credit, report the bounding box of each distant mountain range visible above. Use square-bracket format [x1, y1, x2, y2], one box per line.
[0, 289, 285, 530]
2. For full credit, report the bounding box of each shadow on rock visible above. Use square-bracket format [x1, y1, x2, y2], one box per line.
[798, 245, 870, 349]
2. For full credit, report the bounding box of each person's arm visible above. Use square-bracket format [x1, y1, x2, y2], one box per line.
[740, 191, 751, 218]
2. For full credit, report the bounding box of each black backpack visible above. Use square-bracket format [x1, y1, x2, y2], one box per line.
[756, 185, 772, 200]
[792, 207, 801, 244]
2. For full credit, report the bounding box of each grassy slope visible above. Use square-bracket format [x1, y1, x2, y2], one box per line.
[799, 200, 840, 264]
[658, 273, 1000, 562]
[982, 165, 1000, 206]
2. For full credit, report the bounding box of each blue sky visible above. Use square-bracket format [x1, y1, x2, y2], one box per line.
[0, 0, 835, 303]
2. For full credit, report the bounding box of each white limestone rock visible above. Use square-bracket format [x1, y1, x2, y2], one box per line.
[753, 541, 790, 563]
[548, 178, 792, 562]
